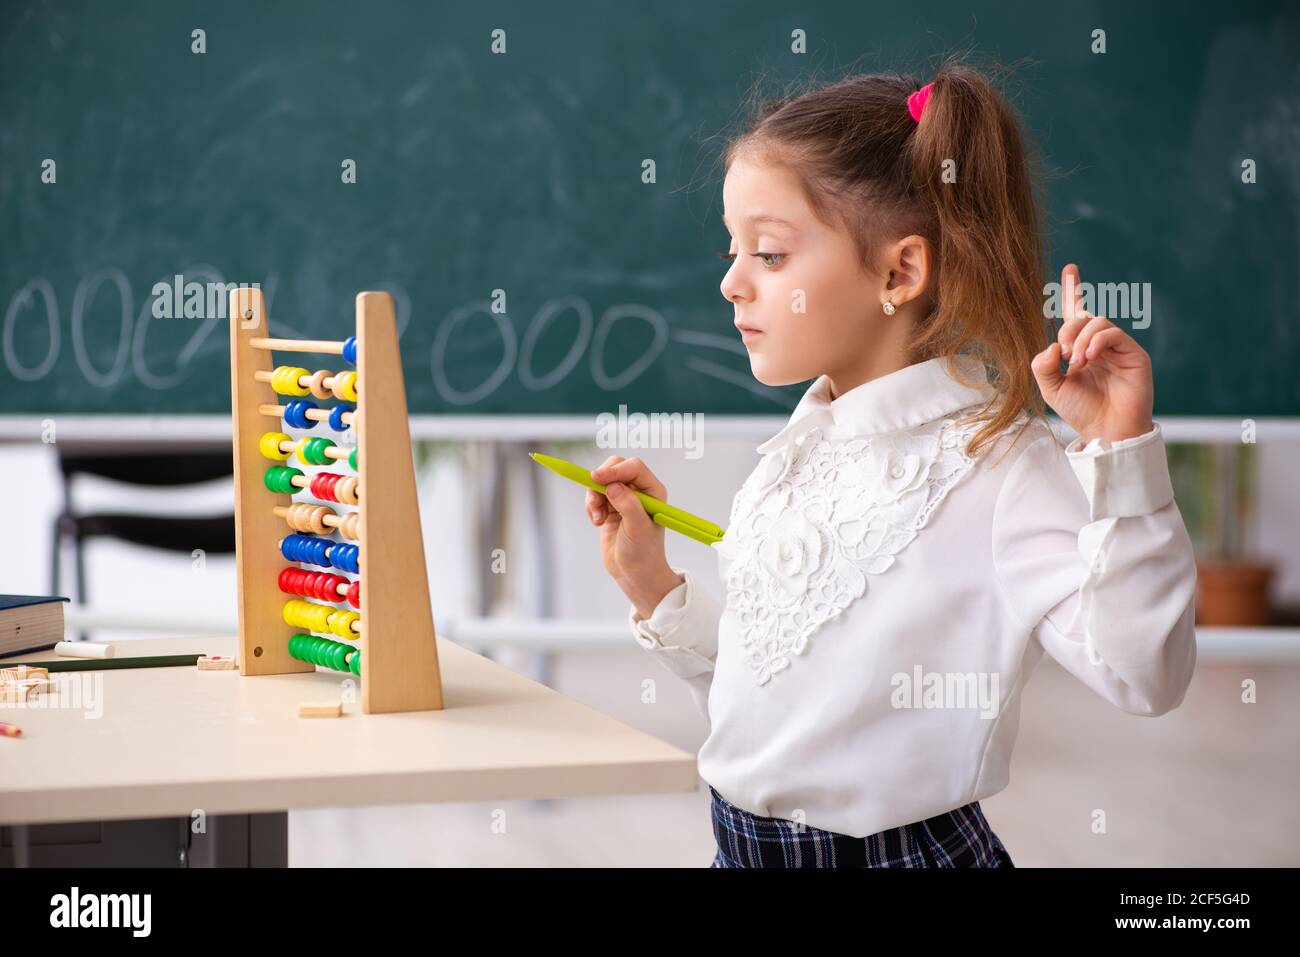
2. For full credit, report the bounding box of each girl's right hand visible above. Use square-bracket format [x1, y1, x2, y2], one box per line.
[587, 456, 685, 619]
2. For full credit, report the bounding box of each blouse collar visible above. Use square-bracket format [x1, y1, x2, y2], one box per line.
[755, 354, 996, 454]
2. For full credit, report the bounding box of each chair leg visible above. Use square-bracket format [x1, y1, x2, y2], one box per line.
[74, 528, 89, 643]
[50, 514, 63, 597]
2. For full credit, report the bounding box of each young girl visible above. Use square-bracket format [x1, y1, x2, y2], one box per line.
[585, 63, 1198, 868]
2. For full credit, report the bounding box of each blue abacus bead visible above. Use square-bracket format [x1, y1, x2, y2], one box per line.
[285, 399, 317, 430]
[329, 404, 351, 432]
[282, 532, 334, 567]
[342, 336, 357, 366]
[331, 542, 360, 574]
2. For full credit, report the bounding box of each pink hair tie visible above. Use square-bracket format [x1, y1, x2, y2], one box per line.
[907, 81, 935, 123]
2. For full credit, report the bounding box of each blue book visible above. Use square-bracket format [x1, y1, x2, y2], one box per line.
[0, 595, 70, 659]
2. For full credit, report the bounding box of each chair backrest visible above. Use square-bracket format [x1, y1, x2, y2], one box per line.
[54, 446, 238, 555]
[57, 448, 233, 487]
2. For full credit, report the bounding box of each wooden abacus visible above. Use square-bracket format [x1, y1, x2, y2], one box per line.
[228, 287, 443, 714]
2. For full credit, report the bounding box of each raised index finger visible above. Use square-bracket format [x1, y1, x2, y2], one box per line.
[1061, 263, 1083, 322]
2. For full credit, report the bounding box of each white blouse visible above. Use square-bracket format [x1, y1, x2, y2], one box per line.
[628, 353, 1198, 839]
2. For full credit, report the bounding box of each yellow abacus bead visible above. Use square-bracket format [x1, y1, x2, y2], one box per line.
[283, 599, 332, 633]
[260, 432, 292, 461]
[333, 370, 358, 402]
[272, 366, 311, 397]
[328, 609, 360, 638]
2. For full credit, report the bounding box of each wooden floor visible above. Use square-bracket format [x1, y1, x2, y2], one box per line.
[291, 647, 1300, 867]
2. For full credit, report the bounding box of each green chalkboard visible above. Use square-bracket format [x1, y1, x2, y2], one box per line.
[2, 0, 1296, 417]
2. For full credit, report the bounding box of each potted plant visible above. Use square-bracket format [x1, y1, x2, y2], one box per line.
[1166, 439, 1276, 626]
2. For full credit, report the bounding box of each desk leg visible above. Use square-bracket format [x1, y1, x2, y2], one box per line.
[1, 812, 288, 867]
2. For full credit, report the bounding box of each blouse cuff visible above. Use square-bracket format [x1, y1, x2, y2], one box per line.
[1063, 422, 1175, 521]
[629, 566, 692, 650]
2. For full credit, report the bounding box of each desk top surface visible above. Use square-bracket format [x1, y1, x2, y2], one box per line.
[0, 636, 699, 825]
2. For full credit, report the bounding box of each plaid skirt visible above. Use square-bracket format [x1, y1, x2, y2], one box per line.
[709, 785, 1014, 868]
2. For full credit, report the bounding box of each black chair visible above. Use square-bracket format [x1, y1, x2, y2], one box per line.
[50, 446, 237, 641]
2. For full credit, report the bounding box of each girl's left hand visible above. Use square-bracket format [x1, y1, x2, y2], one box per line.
[1030, 263, 1155, 445]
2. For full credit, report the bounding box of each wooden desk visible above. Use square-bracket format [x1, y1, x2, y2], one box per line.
[0, 636, 699, 866]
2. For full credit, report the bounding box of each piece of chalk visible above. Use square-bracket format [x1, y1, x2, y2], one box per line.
[54, 641, 116, 659]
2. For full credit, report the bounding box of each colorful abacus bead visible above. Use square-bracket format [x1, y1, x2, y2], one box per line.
[288, 633, 357, 674]
[333, 370, 358, 402]
[296, 436, 335, 466]
[283, 599, 360, 638]
[271, 366, 311, 396]
[301, 370, 327, 400]
[282, 503, 334, 535]
[347, 580, 360, 608]
[277, 567, 351, 603]
[284, 399, 318, 430]
[283, 598, 331, 632]
[280, 532, 333, 567]
[331, 542, 360, 574]
[308, 472, 359, 505]
[264, 465, 303, 494]
[349, 447, 358, 471]
[342, 336, 357, 366]
[328, 405, 351, 432]
[259, 431, 292, 461]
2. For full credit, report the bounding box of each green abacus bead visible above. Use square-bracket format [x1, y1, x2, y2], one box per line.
[349, 447, 357, 471]
[308, 635, 330, 666]
[329, 641, 350, 672]
[264, 465, 302, 495]
[349, 649, 361, 676]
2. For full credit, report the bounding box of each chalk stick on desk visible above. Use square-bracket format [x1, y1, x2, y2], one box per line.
[54, 641, 116, 659]
[298, 703, 344, 718]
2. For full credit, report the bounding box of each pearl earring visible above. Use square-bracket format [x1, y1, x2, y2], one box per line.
[882, 299, 896, 315]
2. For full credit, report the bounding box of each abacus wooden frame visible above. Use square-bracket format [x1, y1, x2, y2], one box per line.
[228, 288, 443, 714]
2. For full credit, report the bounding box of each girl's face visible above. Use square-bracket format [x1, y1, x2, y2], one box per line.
[720, 153, 895, 392]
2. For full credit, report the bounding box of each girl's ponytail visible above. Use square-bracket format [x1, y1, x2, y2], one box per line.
[907, 63, 1049, 457]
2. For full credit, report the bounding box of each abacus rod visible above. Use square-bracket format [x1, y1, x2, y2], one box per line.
[272, 505, 359, 540]
[258, 403, 356, 424]
[250, 337, 346, 355]
[253, 370, 347, 386]
[279, 472, 360, 505]
[271, 438, 353, 461]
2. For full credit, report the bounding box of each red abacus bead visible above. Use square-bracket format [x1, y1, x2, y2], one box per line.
[347, 580, 360, 608]
[278, 567, 307, 593]
[319, 573, 347, 601]
[311, 472, 342, 502]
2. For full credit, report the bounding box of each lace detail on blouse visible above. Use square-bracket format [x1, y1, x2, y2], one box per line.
[717, 407, 991, 687]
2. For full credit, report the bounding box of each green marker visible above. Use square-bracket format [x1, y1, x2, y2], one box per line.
[529, 452, 725, 547]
